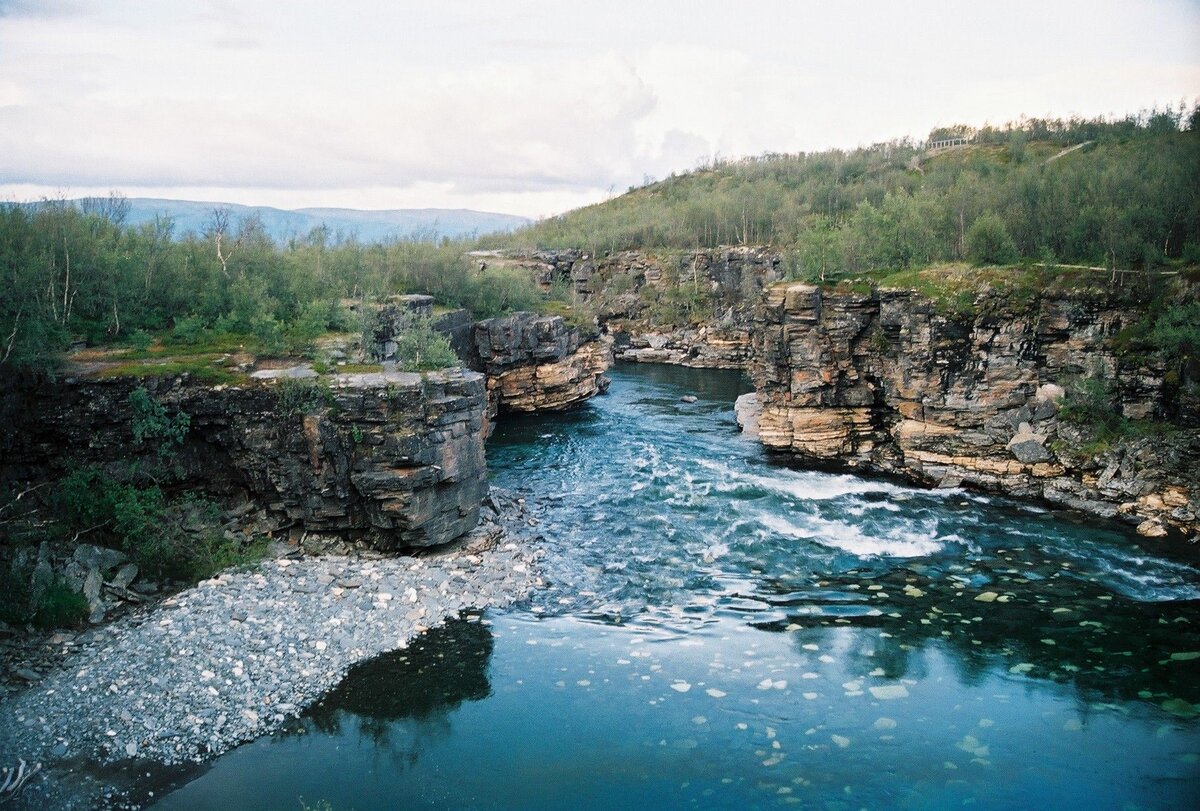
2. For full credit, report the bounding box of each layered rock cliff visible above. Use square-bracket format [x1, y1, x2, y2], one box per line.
[472, 247, 782, 368]
[0, 369, 489, 549]
[748, 283, 1199, 538]
[473, 312, 612, 415]
[368, 299, 612, 416]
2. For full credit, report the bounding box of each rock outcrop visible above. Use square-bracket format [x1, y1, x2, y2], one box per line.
[0, 369, 489, 549]
[474, 247, 782, 368]
[473, 312, 612, 415]
[371, 294, 435, 362]
[613, 326, 755, 369]
[750, 283, 1199, 537]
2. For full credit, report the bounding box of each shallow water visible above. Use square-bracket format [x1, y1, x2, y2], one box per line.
[157, 364, 1200, 810]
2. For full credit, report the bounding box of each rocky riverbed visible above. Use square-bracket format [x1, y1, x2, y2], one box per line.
[0, 495, 541, 809]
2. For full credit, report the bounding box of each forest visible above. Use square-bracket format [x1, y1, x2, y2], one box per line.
[1, 105, 1198, 373]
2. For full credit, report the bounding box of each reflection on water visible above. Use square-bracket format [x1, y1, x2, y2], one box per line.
[157, 364, 1200, 810]
[311, 617, 493, 726]
[304, 618, 494, 767]
[155, 620, 495, 810]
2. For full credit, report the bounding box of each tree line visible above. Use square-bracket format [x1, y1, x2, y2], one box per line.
[0, 203, 544, 371]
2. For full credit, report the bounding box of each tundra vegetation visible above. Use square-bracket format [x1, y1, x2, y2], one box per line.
[485, 106, 1199, 272]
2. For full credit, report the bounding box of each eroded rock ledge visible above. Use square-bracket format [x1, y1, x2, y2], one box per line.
[748, 283, 1199, 538]
[0, 369, 489, 550]
[473, 312, 613, 415]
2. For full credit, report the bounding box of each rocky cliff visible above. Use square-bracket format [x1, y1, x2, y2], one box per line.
[748, 283, 1199, 538]
[472, 247, 781, 368]
[473, 312, 612, 415]
[368, 298, 611, 415]
[0, 369, 489, 550]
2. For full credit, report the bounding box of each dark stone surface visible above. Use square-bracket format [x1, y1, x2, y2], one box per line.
[0, 369, 489, 549]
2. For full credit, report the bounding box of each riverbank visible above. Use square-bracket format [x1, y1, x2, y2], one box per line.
[0, 492, 541, 809]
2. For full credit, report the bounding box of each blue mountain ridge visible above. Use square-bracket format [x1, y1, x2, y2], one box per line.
[16, 198, 530, 243]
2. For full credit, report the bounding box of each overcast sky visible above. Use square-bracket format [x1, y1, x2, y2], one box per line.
[0, 0, 1197, 218]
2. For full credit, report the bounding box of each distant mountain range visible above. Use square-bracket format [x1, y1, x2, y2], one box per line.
[18, 198, 531, 243]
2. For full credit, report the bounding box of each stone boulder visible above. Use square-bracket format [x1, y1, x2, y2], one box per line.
[1007, 423, 1053, 464]
[372, 294, 436, 362]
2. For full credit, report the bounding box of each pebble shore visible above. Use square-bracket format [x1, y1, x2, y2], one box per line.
[0, 519, 540, 807]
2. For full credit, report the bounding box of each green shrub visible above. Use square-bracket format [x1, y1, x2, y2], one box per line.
[1059, 374, 1122, 426]
[277, 378, 335, 417]
[170, 314, 209, 345]
[129, 386, 190, 458]
[460, 267, 546, 317]
[393, 319, 459, 371]
[179, 501, 270, 581]
[53, 466, 171, 571]
[645, 280, 714, 326]
[542, 300, 597, 334]
[285, 300, 337, 356]
[1150, 300, 1200, 370]
[50, 468, 267, 581]
[1059, 373, 1128, 447]
[0, 567, 33, 625]
[54, 465, 132, 531]
[965, 212, 1018, 265]
[127, 329, 154, 353]
[32, 579, 89, 628]
[0, 569, 88, 629]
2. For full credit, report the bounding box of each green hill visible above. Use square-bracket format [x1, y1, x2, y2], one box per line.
[485, 108, 1200, 278]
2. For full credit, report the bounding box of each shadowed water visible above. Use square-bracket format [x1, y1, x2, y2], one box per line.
[156, 364, 1200, 810]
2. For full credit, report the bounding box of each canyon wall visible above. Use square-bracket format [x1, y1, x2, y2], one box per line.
[747, 283, 1198, 537]
[1, 306, 613, 553]
[473, 312, 612, 415]
[474, 247, 782, 368]
[370, 299, 613, 416]
[0, 370, 489, 550]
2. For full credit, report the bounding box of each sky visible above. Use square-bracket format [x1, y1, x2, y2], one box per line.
[0, 0, 1197, 218]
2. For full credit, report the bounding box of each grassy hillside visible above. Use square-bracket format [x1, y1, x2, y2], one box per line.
[484, 108, 1200, 279]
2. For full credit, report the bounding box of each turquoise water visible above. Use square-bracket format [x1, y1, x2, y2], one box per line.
[156, 364, 1200, 810]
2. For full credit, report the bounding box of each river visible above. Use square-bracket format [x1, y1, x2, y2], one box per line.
[156, 363, 1200, 810]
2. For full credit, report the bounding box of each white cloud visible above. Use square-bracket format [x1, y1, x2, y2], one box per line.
[0, 0, 1196, 217]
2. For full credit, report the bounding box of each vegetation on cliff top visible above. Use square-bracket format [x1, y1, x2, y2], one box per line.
[485, 106, 1199, 279]
[0, 204, 547, 372]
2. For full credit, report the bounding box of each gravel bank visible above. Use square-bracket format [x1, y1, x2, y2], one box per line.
[0, 520, 540, 807]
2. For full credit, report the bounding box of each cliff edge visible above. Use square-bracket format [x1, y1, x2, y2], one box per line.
[748, 282, 1199, 538]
